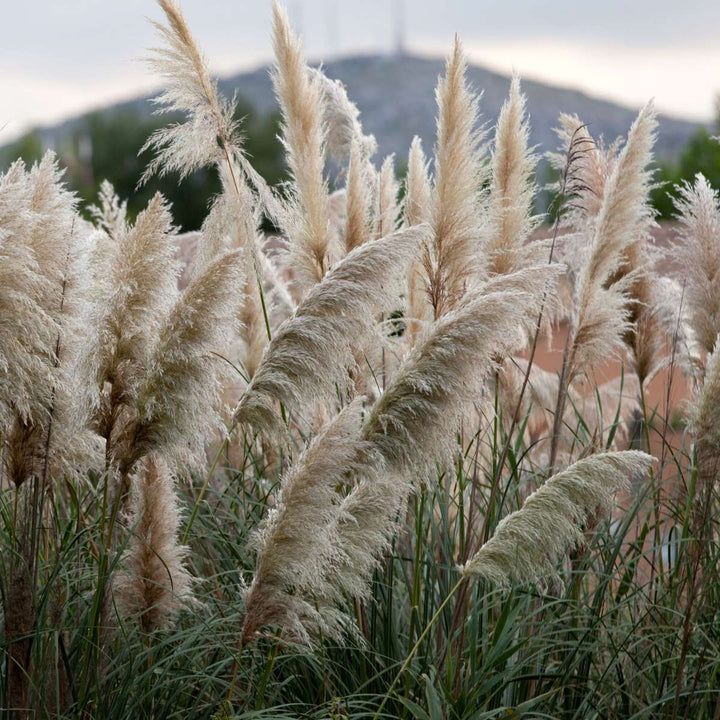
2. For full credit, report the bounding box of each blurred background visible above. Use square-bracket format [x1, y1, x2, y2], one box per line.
[2, 0, 719, 230]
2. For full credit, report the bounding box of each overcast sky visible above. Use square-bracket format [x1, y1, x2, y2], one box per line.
[2, 0, 718, 143]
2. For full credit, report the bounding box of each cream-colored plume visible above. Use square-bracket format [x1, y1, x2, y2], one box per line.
[563, 103, 657, 383]
[113, 454, 193, 632]
[425, 37, 486, 318]
[462, 451, 654, 587]
[484, 76, 541, 276]
[141, 0, 240, 182]
[327, 265, 561, 603]
[309, 67, 377, 165]
[241, 401, 366, 643]
[0, 154, 98, 486]
[119, 248, 245, 474]
[83, 192, 180, 418]
[0, 161, 58, 430]
[374, 155, 400, 240]
[234, 225, 427, 434]
[673, 174, 720, 358]
[404, 137, 434, 345]
[343, 139, 373, 254]
[272, 1, 331, 293]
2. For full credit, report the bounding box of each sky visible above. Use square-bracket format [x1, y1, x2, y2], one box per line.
[1, 0, 718, 143]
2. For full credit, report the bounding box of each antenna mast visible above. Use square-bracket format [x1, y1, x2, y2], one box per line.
[393, 0, 406, 56]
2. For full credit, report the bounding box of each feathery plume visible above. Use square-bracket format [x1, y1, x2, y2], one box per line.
[0, 154, 98, 486]
[309, 67, 377, 165]
[118, 248, 245, 473]
[673, 174, 720, 356]
[564, 103, 657, 382]
[425, 37, 486, 318]
[550, 113, 661, 385]
[272, 1, 331, 292]
[112, 454, 193, 632]
[0, 195, 56, 428]
[691, 344, 720, 537]
[547, 116, 616, 232]
[374, 155, 400, 240]
[361, 266, 559, 476]
[141, 0, 239, 182]
[241, 266, 560, 642]
[462, 451, 654, 587]
[403, 137, 433, 228]
[83, 193, 180, 412]
[241, 402, 366, 643]
[404, 137, 433, 345]
[193, 170, 272, 380]
[549, 104, 656, 467]
[234, 224, 427, 433]
[484, 76, 540, 276]
[88, 180, 128, 240]
[327, 266, 561, 602]
[343, 140, 373, 254]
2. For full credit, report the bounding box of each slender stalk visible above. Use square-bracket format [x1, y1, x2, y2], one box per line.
[373, 577, 464, 720]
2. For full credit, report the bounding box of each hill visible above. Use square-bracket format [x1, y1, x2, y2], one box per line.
[34, 52, 701, 165]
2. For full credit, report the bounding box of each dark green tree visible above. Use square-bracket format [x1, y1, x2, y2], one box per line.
[652, 98, 720, 218]
[1, 129, 44, 166]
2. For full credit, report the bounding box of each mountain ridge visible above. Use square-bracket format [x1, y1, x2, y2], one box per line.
[25, 52, 702, 165]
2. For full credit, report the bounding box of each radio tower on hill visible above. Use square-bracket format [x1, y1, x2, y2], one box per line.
[393, 0, 407, 57]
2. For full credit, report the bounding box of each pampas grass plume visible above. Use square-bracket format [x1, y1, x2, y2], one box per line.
[463, 451, 654, 587]
[234, 224, 428, 434]
[113, 454, 193, 632]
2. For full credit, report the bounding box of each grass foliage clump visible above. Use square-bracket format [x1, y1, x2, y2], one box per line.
[1, 2, 719, 718]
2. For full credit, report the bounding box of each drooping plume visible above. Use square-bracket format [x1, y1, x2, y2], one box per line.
[310, 67, 377, 166]
[241, 402, 366, 643]
[462, 451, 654, 587]
[234, 224, 427, 434]
[328, 265, 561, 603]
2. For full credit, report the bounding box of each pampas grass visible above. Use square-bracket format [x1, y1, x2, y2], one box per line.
[343, 140, 373, 254]
[324, 266, 561, 604]
[673, 173, 720, 357]
[120, 247, 245, 475]
[462, 451, 654, 586]
[234, 224, 427, 434]
[374, 155, 400, 241]
[141, 0, 240, 183]
[84, 192, 179, 422]
[112, 454, 193, 632]
[424, 37, 486, 318]
[550, 103, 657, 466]
[484, 76, 541, 276]
[271, 0, 331, 293]
[241, 401, 367, 643]
[404, 137, 434, 345]
[2, 4, 719, 718]
[311, 68, 377, 166]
